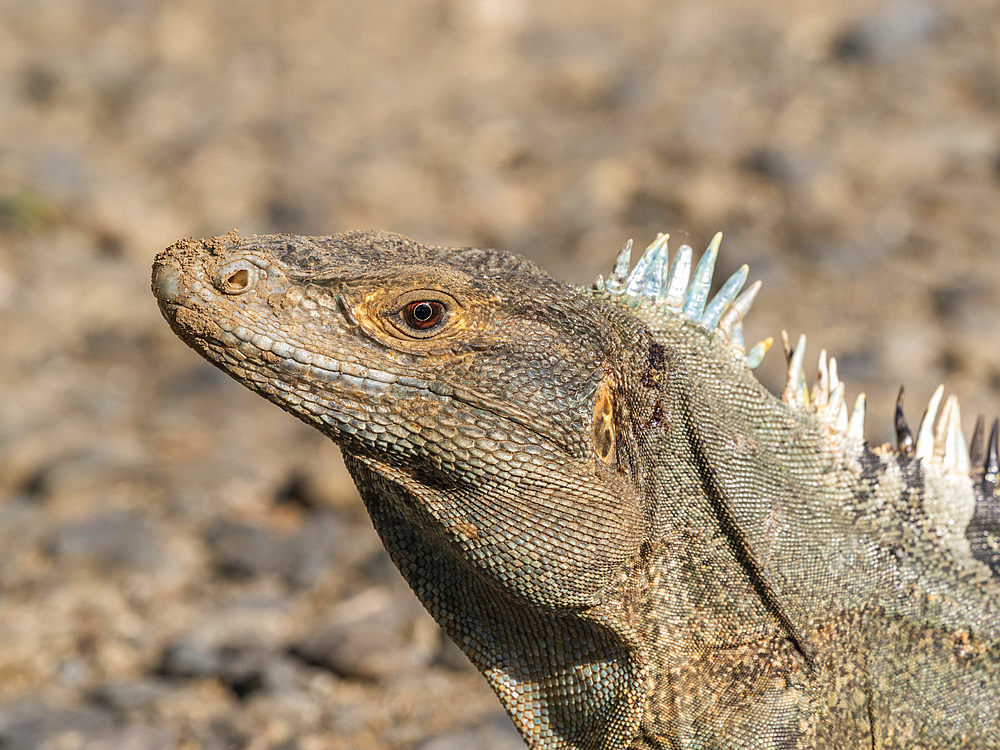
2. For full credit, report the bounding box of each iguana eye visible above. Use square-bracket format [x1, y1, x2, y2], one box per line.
[403, 300, 445, 330]
[213, 260, 260, 295]
[384, 290, 460, 340]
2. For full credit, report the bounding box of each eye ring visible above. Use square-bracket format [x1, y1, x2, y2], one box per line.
[403, 300, 445, 330]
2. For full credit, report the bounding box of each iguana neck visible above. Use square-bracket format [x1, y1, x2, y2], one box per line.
[342, 451, 648, 750]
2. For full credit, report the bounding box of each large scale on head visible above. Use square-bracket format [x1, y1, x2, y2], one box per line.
[152, 229, 1000, 749]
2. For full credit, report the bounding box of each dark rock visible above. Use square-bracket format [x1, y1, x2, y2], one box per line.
[931, 276, 986, 324]
[740, 147, 817, 187]
[214, 645, 269, 699]
[0, 700, 116, 750]
[274, 471, 320, 509]
[204, 512, 346, 587]
[834, 2, 943, 60]
[90, 679, 174, 714]
[204, 519, 290, 580]
[196, 716, 250, 750]
[282, 511, 347, 587]
[290, 592, 438, 680]
[354, 547, 405, 587]
[157, 640, 224, 678]
[157, 639, 308, 702]
[413, 714, 525, 750]
[20, 64, 59, 106]
[46, 510, 164, 570]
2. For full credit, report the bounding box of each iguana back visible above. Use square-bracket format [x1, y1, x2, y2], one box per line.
[152, 229, 1000, 749]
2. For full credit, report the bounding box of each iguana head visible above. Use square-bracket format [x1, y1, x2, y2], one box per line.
[152, 229, 648, 610]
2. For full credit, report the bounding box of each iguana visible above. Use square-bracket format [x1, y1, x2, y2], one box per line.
[151, 229, 1000, 749]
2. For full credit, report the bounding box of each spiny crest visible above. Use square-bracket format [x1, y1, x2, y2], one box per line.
[969, 414, 1000, 494]
[780, 320, 999, 502]
[592, 232, 772, 368]
[595, 232, 997, 494]
[892, 383, 971, 475]
[779, 330, 862, 442]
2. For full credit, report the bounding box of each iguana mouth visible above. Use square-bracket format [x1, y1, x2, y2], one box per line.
[217, 314, 575, 451]
[223, 319, 427, 395]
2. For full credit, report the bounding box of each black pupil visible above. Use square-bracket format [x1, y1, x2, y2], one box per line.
[413, 303, 433, 321]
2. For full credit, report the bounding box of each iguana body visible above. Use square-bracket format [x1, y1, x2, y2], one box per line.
[152, 230, 1000, 748]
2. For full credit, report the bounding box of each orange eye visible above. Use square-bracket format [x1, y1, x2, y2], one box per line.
[403, 300, 445, 330]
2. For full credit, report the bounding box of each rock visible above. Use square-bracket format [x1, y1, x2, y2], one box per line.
[834, 2, 943, 60]
[158, 638, 313, 702]
[157, 640, 224, 679]
[214, 646, 268, 699]
[76, 723, 174, 750]
[203, 511, 348, 587]
[281, 511, 349, 587]
[46, 510, 164, 570]
[413, 713, 525, 750]
[0, 699, 115, 750]
[89, 680, 174, 714]
[204, 519, 291, 580]
[291, 588, 439, 680]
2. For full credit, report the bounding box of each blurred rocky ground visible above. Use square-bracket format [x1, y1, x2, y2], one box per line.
[1, 0, 999, 748]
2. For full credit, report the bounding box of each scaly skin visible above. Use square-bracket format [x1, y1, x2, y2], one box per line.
[152, 230, 1000, 749]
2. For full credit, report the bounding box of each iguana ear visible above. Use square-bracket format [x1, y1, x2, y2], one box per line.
[350, 461, 645, 749]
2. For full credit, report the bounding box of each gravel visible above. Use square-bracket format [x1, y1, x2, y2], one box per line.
[1, 0, 999, 746]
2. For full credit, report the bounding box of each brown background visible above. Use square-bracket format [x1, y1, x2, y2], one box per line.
[1, 1, 999, 748]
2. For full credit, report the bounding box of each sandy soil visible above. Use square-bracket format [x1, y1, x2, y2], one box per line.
[1, 1, 999, 747]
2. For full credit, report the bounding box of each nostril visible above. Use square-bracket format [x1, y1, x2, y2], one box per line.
[214, 260, 259, 295]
